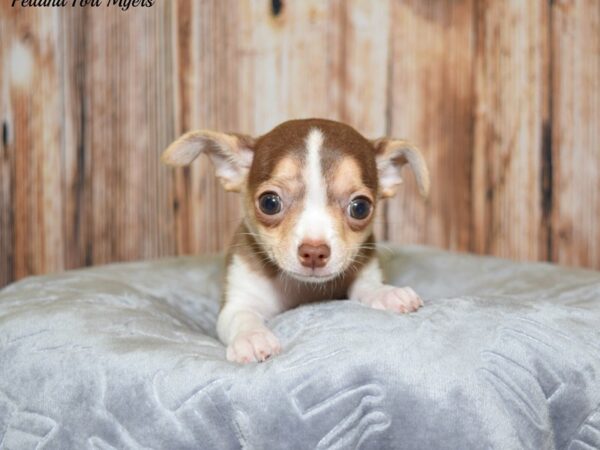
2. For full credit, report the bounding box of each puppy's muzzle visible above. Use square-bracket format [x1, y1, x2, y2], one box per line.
[298, 241, 331, 269]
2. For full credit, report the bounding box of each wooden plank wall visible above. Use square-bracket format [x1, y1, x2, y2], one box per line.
[0, 0, 598, 287]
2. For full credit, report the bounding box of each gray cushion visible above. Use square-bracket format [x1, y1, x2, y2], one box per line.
[0, 245, 599, 449]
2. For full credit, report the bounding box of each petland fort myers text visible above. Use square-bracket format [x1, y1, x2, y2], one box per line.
[12, 0, 154, 11]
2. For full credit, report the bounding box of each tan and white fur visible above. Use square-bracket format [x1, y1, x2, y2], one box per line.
[162, 119, 429, 364]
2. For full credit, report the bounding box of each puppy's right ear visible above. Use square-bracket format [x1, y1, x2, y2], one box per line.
[161, 130, 255, 192]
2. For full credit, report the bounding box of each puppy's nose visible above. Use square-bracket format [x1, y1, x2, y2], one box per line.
[298, 241, 331, 269]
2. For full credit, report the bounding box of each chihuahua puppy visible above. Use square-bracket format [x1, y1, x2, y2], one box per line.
[162, 119, 429, 364]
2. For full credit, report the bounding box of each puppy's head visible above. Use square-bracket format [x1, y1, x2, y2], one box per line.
[162, 119, 429, 282]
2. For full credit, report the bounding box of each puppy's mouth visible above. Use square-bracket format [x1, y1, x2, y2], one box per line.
[285, 270, 339, 283]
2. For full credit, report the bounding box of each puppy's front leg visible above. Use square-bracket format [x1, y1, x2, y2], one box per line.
[348, 258, 423, 313]
[217, 255, 283, 364]
[218, 307, 281, 363]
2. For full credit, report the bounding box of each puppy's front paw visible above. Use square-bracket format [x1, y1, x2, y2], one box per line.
[361, 285, 423, 314]
[226, 328, 281, 364]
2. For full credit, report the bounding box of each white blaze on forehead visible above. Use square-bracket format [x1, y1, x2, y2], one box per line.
[295, 128, 334, 242]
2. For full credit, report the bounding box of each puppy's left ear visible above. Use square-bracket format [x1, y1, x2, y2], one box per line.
[161, 130, 255, 192]
[371, 138, 430, 199]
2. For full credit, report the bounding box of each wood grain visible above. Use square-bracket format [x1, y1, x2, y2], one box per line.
[386, 0, 475, 251]
[551, 0, 600, 268]
[0, 0, 599, 287]
[61, 8, 93, 270]
[472, 0, 550, 261]
[0, 9, 14, 286]
[74, 6, 174, 264]
[0, 7, 65, 281]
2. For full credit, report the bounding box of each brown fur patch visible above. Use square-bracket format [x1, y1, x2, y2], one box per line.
[248, 118, 379, 194]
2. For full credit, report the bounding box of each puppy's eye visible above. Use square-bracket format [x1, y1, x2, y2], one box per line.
[348, 196, 372, 220]
[258, 192, 282, 215]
